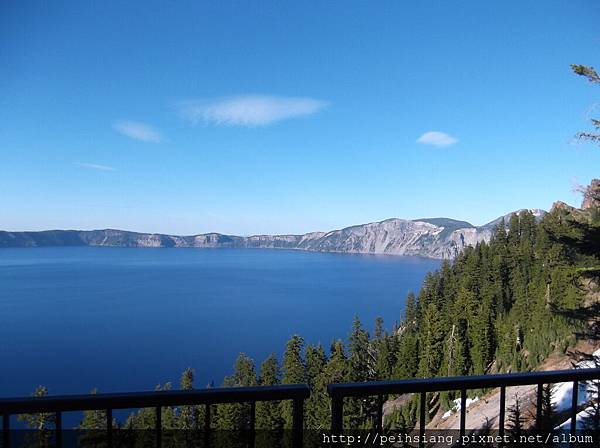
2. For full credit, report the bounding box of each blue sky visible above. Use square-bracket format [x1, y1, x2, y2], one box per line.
[1, 1, 599, 235]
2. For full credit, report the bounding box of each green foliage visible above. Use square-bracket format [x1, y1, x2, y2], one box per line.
[214, 353, 257, 430]
[125, 382, 177, 430]
[77, 389, 117, 448]
[281, 335, 306, 428]
[177, 368, 200, 430]
[17, 386, 55, 430]
[17, 386, 55, 447]
[571, 64, 600, 145]
[418, 303, 445, 377]
[256, 353, 284, 430]
[507, 397, 526, 441]
[539, 384, 558, 435]
[347, 316, 376, 429]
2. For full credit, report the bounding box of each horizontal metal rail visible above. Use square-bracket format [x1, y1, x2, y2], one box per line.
[0, 384, 309, 414]
[328, 368, 600, 397]
[0, 384, 309, 448]
[328, 368, 600, 446]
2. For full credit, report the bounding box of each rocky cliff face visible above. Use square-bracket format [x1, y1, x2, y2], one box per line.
[582, 179, 600, 210]
[0, 211, 547, 259]
[277, 218, 493, 259]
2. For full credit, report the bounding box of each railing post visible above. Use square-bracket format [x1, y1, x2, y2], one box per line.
[249, 401, 256, 448]
[3, 414, 10, 448]
[570, 380, 578, 437]
[376, 394, 383, 433]
[499, 386, 506, 441]
[459, 389, 466, 440]
[56, 411, 62, 448]
[106, 408, 113, 448]
[156, 406, 162, 448]
[292, 398, 304, 448]
[204, 404, 211, 448]
[419, 392, 426, 448]
[331, 394, 343, 433]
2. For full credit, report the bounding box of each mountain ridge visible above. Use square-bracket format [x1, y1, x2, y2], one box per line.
[0, 210, 547, 259]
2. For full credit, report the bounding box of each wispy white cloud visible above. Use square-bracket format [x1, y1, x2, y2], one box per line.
[77, 162, 116, 171]
[113, 120, 162, 142]
[176, 94, 329, 127]
[416, 131, 458, 148]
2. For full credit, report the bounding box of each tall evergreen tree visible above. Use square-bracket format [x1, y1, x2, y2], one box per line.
[256, 353, 284, 430]
[305, 344, 327, 388]
[17, 386, 55, 447]
[507, 397, 526, 442]
[281, 335, 306, 428]
[347, 317, 376, 428]
[304, 344, 328, 429]
[418, 303, 445, 378]
[312, 341, 349, 428]
[348, 316, 374, 382]
[539, 384, 558, 435]
[177, 368, 198, 430]
[215, 354, 256, 430]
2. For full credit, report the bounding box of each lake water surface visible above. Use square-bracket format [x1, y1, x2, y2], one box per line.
[0, 247, 440, 398]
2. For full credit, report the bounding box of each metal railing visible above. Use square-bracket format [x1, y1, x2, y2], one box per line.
[328, 368, 600, 445]
[2, 368, 600, 448]
[0, 383, 310, 448]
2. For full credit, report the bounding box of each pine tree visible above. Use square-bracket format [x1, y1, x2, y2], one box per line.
[348, 316, 374, 382]
[305, 344, 327, 388]
[123, 382, 176, 448]
[323, 340, 349, 384]
[347, 316, 376, 429]
[282, 335, 306, 384]
[79, 389, 109, 430]
[214, 376, 241, 430]
[394, 331, 419, 379]
[404, 292, 417, 328]
[471, 299, 495, 375]
[491, 220, 511, 314]
[256, 353, 284, 430]
[374, 317, 384, 340]
[312, 341, 349, 428]
[418, 304, 445, 377]
[507, 396, 526, 441]
[571, 64, 600, 145]
[17, 386, 55, 447]
[78, 388, 117, 447]
[233, 353, 257, 387]
[374, 332, 397, 380]
[539, 384, 557, 435]
[214, 354, 257, 430]
[281, 335, 306, 428]
[451, 318, 472, 376]
[18, 386, 55, 430]
[177, 368, 198, 430]
[304, 344, 328, 429]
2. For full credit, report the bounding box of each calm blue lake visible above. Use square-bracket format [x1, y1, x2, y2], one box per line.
[0, 247, 439, 398]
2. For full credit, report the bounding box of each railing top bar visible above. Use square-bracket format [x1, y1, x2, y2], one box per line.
[0, 384, 310, 414]
[327, 368, 600, 397]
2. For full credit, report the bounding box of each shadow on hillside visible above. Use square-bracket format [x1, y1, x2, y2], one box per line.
[550, 302, 600, 343]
